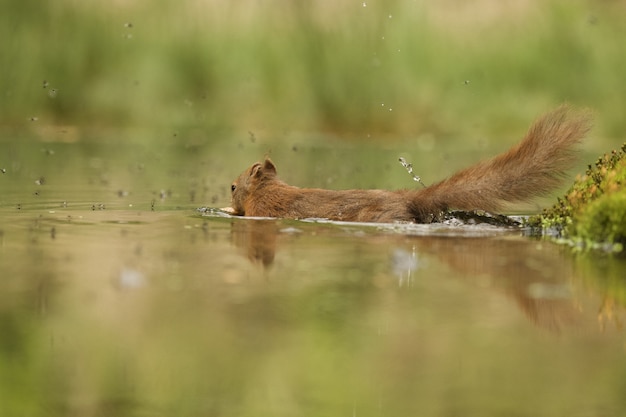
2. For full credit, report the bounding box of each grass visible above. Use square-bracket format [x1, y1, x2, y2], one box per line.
[1, 0, 626, 141]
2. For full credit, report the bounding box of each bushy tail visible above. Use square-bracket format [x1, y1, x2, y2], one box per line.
[409, 105, 592, 221]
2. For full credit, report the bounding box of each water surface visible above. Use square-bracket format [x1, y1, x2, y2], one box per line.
[1, 136, 625, 417]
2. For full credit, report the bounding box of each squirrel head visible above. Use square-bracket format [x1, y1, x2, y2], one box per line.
[230, 158, 277, 215]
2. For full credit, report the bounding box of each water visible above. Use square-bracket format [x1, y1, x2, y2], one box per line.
[1, 135, 626, 416]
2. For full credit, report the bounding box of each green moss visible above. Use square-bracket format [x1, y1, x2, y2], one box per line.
[574, 190, 626, 247]
[529, 143, 626, 251]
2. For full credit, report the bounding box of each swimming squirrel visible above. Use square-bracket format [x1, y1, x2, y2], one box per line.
[226, 105, 591, 223]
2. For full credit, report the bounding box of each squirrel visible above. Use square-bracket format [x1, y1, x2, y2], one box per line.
[226, 105, 592, 223]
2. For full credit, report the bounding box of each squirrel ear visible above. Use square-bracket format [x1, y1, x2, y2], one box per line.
[250, 159, 277, 179]
[250, 162, 263, 178]
[263, 158, 277, 175]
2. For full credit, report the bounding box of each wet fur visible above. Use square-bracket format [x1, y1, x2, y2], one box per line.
[229, 106, 591, 223]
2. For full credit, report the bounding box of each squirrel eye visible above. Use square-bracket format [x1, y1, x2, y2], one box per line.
[231, 184, 236, 192]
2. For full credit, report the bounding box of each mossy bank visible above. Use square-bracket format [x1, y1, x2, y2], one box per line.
[529, 143, 626, 252]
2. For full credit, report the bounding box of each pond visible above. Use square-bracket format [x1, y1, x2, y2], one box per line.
[1, 134, 626, 417]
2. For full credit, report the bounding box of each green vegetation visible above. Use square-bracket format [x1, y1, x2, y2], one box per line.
[529, 143, 626, 251]
[1, 0, 626, 139]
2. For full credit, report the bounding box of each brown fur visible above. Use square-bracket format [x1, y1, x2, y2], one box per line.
[229, 105, 591, 223]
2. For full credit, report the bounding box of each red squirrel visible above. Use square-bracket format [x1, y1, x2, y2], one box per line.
[227, 105, 591, 223]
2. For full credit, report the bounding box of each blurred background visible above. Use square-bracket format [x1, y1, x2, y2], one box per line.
[2, 0, 625, 143]
[3, 2, 626, 416]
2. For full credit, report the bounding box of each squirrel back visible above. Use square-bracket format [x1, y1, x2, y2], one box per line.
[228, 105, 591, 223]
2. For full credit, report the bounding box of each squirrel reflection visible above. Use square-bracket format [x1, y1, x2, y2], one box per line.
[230, 220, 278, 267]
[413, 236, 579, 332]
[229, 220, 578, 332]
